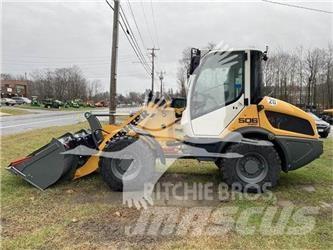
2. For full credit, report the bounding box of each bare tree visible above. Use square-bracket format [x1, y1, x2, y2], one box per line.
[305, 48, 323, 106]
[176, 42, 216, 96]
[261, 45, 331, 111]
[177, 67, 187, 97]
[29, 66, 89, 101]
[1, 73, 14, 80]
[296, 46, 305, 105]
[324, 44, 333, 108]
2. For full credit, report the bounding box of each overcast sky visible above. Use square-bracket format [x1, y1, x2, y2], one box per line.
[1, 0, 332, 94]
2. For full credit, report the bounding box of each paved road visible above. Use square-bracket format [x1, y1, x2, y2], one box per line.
[1, 108, 332, 138]
[0, 107, 137, 136]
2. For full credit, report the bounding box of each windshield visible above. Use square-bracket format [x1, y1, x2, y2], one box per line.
[190, 51, 245, 119]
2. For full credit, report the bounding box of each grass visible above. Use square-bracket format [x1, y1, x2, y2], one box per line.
[0, 108, 33, 116]
[1, 124, 332, 249]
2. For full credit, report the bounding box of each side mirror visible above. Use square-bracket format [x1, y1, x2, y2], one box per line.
[263, 45, 269, 61]
[170, 98, 187, 109]
[170, 98, 187, 118]
[189, 48, 201, 75]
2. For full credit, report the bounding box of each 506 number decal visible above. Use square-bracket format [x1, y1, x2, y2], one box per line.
[239, 118, 258, 124]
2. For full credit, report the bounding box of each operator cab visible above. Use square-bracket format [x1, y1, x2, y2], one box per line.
[181, 48, 267, 137]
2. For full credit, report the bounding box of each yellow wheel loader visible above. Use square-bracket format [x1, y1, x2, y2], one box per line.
[7, 48, 323, 192]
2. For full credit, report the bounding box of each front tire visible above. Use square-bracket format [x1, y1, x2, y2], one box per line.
[217, 142, 281, 192]
[99, 136, 155, 192]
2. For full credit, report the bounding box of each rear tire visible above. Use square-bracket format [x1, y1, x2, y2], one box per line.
[217, 142, 281, 192]
[99, 136, 155, 192]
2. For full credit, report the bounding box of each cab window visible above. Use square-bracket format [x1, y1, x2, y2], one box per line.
[190, 51, 245, 119]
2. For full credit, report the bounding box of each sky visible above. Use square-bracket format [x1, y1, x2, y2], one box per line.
[1, 0, 332, 95]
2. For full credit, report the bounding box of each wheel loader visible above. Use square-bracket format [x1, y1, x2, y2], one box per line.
[7, 48, 323, 192]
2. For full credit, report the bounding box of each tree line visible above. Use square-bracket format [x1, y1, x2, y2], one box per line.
[176, 43, 333, 110]
[3, 44, 332, 109]
[1, 67, 146, 105]
[1, 67, 95, 101]
[263, 45, 333, 110]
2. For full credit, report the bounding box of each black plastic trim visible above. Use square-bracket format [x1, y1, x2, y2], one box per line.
[274, 136, 323, 171]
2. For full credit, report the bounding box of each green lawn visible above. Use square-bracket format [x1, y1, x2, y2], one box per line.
[0, 108, 33, 116]
[1, 124, 332, 249]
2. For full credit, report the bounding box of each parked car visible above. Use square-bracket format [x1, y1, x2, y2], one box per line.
[22, 97, 32, 104]
[64, 100, 80, 108]
[84, 101, 95, 108]
[43, 98, 63, 109]
[95, 101, 108, 107]
[31, 96, 40, 107]
[308, 112, 331, 138]
[11, 97, 26, 105]
[321, 114, 333, 125]
[320, 109, 333, 125]
[1, 98, 16, 106]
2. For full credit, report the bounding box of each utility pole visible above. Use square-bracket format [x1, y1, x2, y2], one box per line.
[147, 48, 159, 94]
[109, 0, 120, 124]
[159, 70, 165, 96]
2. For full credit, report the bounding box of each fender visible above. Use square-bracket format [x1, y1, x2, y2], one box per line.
[222, 126, 323, 172]
[220, 127, 289, 171]
[131, 127, 166, 165]
[219, 126, 275, 151]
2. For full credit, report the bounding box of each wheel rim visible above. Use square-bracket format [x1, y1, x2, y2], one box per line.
[111, 151, 141, 181]
[236, 152, 269, 184]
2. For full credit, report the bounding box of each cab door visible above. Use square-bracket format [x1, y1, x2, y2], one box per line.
[186, 51, 248, 137]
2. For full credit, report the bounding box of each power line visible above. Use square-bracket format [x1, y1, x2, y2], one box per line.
[262, 0, 333, 14]
[140, 1, 155, 46]
[105, 0, 150, 77]
[1, 54, 134, 59]
[126, 0, 147, 50]
[118, 24, 151, 76]
[106, 0, 151, 75]
[119, 4, 151, 70]
[1, 58, 136, 64]
[119, 21, 151, 76]
[150, 0, 160, 49]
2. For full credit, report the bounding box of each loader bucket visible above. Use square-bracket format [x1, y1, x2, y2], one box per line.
[7, 133, 80, 190]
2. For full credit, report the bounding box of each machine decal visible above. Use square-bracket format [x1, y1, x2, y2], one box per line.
[239, 118, 258, 125]
[268, 98, 277, 106]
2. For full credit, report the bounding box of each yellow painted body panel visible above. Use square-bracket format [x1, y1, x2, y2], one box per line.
[258, 97, 318, 139]
[74, 105, 179, 179]
[225, 105, 260, 131]
[74, 114, 139, 179]
[136, 106, 178, 141]
[74, 96, 318, 179]
[223, 96, 318, 139]
[323, 109, 333, 114]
